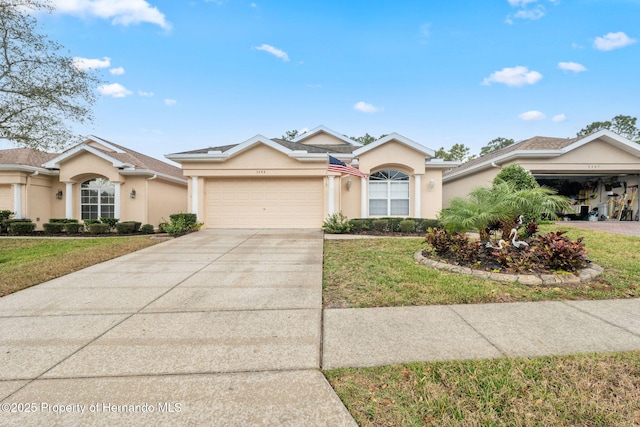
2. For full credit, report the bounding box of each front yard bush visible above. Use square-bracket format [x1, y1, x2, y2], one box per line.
[140, 224, 155, 234]
[64, 223, 83, 234]
[161, 213, 202, 235]
[322, 212, 352, 234]
[9, 221, 36, 235]
[43, 223, 65, 234]
[372, 219, 389, 233]
[399, 219, 416, 233]
[88, 223, 110, 234]
[49, 218, 79, 223]
[115, 222, 136, 234]
[100, 217, 120, 230]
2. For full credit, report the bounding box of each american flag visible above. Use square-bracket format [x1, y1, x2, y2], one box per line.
[328, 155, 366, 179]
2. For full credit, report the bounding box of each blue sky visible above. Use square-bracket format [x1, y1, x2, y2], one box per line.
[11, 0, 640, 162]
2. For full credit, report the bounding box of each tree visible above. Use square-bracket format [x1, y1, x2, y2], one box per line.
[1, 0, 99, 150]
[348, 133, 387, 145]
[439, 181, 569, 241]
[493, 164, 538, 190]
[434, 143, 473, 162]
[479, 137, 514, 156]
[577, 115, 640, 143]
[281, 129, 301, 141]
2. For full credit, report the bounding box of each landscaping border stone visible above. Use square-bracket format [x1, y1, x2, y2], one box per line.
[414, 250, 603, 286]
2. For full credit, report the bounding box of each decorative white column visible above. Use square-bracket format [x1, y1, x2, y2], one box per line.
[414, 174, 422, 218]
[114, 182, 121, 219]
[328, 176, 335, 215]
[191, 176, 199, 216]
[12, 184, 22, 218]
[360, 177, 367, 218]
[65, 182, 73, 219]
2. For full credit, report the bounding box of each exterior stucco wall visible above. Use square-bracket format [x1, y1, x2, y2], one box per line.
[119, 176, 147, 222]
[298, 132, 348, 146]
[443, 166, 504, 207]
[147, 179, 188, 227]
[358, 141, 426, 175]
[59, 152, 122, 183]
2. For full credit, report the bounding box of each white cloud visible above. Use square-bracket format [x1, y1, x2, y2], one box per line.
[164, 98, 177, 106]
[353, 101, 382, 113]
[50, 0, 170, 30]
[558, 61, 587, 72]
[507, 0, 538, 6]
[593, 31, 636, 51]
[552, 114, 566, 122]
[512, 6, 545, 20]
[138, 90, 154, 97]
[109, 66, 125, 75]
[73, 56, 110, 71]
[253, 44, 290, 62]
[97, 83, 132, 98]
[482, 66, 543, 87]
[519, 110, 546, 121]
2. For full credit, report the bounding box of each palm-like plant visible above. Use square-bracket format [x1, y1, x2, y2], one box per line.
[439, 181, 570, 241]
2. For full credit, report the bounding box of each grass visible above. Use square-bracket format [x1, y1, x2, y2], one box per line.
[0, 236, 162, 297]
[325, 351, 640, 426]
[322, 224, 640, 308]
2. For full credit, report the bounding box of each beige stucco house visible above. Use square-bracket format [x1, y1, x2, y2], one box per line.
[443, 130, 640, 220]
[166, 126, 457, 229]
[0, 137, 187, 229]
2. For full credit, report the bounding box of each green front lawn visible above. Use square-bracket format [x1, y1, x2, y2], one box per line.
[323, 225, 640, 308]
[326, 351, 640, 426]
[0, 236, 162, 297]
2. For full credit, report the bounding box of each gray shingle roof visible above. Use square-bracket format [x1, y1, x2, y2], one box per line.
[0, 148, 58, 167]
[175, 138, 358, 155]
[444, 135, 580, 177]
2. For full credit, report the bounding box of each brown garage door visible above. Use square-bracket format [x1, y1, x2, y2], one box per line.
[205, 177, 323, 228]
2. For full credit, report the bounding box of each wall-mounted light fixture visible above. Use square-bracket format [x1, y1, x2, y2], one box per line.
[130, 189, 136, 199]
[346, 178, 352, 191]
[428, 179, 436, 191]
[56, 190, 63, 199]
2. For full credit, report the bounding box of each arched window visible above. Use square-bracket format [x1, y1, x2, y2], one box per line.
[369, 170, 410, 216]
[81, 178, 115, 220]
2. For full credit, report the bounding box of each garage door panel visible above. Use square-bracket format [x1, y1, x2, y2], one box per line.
[206, 178, 323, 228]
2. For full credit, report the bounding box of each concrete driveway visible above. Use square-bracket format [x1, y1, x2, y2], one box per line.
[0, 229, 356, 426]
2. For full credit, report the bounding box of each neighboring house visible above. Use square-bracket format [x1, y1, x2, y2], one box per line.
[0, 137, 188, 229]
[166, 125, 457, 229]
[443, 130, 640, 220]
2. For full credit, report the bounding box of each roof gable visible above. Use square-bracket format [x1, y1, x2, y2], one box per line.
[443, 129, 640, 182]
[293, 125, 362, 147]
[353, 132, 435, 157]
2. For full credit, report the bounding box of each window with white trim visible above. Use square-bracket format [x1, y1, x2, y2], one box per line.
[369, 170, 410, 216]
[81, 178, 115, 220]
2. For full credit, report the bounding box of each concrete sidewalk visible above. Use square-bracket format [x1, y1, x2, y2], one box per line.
[0, 229, 356, 427]
[322, 299, 640, 369]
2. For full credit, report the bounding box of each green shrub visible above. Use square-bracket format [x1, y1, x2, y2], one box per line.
[100, 217, 119, 230]
[169, 213, 197, 229]
[49, 218, 79, 223]
[399, 219, 416, 234]
[140, 224, 155, 234]
[88, 223, 110, 234]
[372, 219, 388, 233]
[125, 221, 142, 232]
[415, 218, 440, 233]
[9, 221, 36, 235]
[43, 223, 65, 234]
[0, 210, 14, 233]
[349, 218, 370, 233]
[115, 222, 136, 234]
[83, 219, 100, 226]
[322, 212, 352, 234]
[161, 214, 203, 235]
[64, 223, 83, 234]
